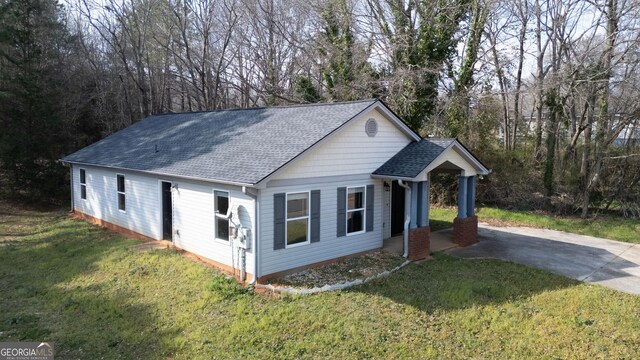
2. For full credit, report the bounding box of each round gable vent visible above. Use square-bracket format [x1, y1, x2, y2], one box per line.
[365, 118, 378, 137]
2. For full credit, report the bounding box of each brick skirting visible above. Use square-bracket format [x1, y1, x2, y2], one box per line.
[408, 226, 431, 261]
[453, 215, 478, 247]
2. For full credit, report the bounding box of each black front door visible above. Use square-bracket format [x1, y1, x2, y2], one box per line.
[161, 182, 172, 240]
[391, 180, 405, 236]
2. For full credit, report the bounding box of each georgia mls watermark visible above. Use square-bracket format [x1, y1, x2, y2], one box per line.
[0, 342, 54, 360]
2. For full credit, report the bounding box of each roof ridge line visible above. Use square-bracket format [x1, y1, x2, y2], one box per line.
[152, 99, 378, 117]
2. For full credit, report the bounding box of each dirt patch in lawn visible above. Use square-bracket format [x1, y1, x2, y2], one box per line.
[480, 218, 525, 228]
[268, 250, 406, 289]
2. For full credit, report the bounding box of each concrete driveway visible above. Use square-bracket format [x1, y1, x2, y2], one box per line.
[449, 224, 640, 295]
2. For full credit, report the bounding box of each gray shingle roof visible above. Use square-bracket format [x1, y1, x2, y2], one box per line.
[62, 100, 377, 185]
[372, 138, 456, 178]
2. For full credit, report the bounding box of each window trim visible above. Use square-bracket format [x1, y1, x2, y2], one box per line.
[285, 191, 311, 248]
[116, 174, 126, 213]
[346, 185, 367, 236]
[79, 168, 87, 201]
[213, 189, 231, 245]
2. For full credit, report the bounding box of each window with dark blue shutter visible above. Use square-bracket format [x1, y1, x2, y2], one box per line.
[285, 192, 309, 246]
[336, 187, 346, 237]
[366, 184, 374, 232]
[310, 190, 320, 242]
[273, 193, 286, 250]
[346, 187, 365, 234]
[339, 185, 374, 236]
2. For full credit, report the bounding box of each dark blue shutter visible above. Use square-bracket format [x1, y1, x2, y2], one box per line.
[274, 193, 286, 250]
[366, 184, 374, 232]
[310, 190, 321, 243]
[336, 187, 346, 237]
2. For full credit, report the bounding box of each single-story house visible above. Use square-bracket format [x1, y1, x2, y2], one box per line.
[61, 100, 490, 283]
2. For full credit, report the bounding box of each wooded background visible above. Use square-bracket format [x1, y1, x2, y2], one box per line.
[1, 0, 639, 218]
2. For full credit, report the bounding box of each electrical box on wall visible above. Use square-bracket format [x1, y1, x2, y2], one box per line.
[234, 228, 251, 250]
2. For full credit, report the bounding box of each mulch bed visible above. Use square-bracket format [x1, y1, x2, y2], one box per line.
[268, 250, 406, 289]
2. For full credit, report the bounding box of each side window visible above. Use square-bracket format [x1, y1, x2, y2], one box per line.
[347, 187, 365, 234]
[80, 169, 87, 200]
[286, 192, 309, 247]
[117, 175, 126, 212]
[214, 190, 229, 241]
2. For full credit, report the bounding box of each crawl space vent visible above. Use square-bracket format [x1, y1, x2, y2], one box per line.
[365, 118, 378, 137]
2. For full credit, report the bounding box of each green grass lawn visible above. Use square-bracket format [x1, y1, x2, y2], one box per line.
[1, 203, 640, 359]
[430, 207, 640, 243]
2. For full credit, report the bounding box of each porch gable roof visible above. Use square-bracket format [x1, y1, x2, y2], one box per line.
[372, 138, 490, 180]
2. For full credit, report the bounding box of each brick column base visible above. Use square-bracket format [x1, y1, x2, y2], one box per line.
[453, 215, 478, 247]
[408, 226, 430, 261]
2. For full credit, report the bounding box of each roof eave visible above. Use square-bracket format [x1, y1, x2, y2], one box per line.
[370, 174, 417, 181]
[451, 139, 491, 175]
[61, 160, 257, 188]
[373, 100, 422, 141]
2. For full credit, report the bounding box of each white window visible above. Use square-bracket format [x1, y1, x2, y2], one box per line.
[117, 174, 125, 212]
[79, 169, 87, 200]
[214, 190, 230, 241]
[286, 192, 310, 247]
[347, 186, 365, 234]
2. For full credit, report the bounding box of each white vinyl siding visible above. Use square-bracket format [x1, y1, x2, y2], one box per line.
[72, 166, 255, 273]
[259, 175, 383, 276]
[271, 108, 412, 181]
[171, 181, 255, 272]
[73, 166, 162, 240]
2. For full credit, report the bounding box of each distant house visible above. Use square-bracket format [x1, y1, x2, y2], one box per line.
[61, 100, 490, 283]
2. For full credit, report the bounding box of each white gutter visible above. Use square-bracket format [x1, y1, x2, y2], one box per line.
[59, 160, 255, 188]
[242, 186, 259, 285]
[397, 180, 411, 258]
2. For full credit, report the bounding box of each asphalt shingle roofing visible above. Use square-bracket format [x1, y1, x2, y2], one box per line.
[372, 138, 456, 178]
[62, 100, 378, 185]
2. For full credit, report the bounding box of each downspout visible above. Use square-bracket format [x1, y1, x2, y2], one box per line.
[397, 180, 411, 258]
[242, 186, 259, 285]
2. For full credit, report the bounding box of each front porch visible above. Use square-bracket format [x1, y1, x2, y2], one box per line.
[373, 138, 490, 261]
[383, 228, 457, 256]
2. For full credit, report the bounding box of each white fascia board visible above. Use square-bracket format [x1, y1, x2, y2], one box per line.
[372, 101, 422, 141]
[60, 160, 257, 188]
[370, 174, 416, 182]
[451, 140, 491, 175]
